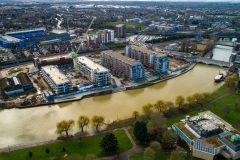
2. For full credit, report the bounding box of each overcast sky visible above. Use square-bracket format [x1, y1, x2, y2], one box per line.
[6, 0, 240, 2]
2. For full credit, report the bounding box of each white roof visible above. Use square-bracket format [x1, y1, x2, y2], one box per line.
[41, 65, 70, 85]
[1, 36, 21, 42]
[77, 56, 109, 73]
[51, 29, 67, 34]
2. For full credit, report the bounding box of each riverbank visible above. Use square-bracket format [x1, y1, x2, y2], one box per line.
[0, 129, 133, 160]
[0, 64, 223, 148]
[0, 85, 238, 159]
[1, 63, 196, 110]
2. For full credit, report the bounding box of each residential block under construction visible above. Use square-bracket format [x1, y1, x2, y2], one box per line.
[100, 50, 145, 81]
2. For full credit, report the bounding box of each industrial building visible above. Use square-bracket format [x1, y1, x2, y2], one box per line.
[34, 54, 73, 68]
[0, 73, 34, 96]
[0, 28, 71, 49]
[172, 111, 240, 160]
[100, 50, 145, 81]
[41, 65, 72, 95]
[125, 45, 169, 75]
[115, 24, 126, 38]
[77, 56, 111, 87]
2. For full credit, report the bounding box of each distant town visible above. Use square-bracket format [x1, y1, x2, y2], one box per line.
[0, 1, 240, 160]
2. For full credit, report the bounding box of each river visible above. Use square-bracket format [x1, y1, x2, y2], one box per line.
[0, 64, 223, 148]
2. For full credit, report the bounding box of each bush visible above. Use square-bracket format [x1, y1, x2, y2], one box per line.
[100, 133, 119, 154]
[149, 141, 161, 152]
[143, 147, 155, 160]
[133, 121, 148, 144]
[28, 151, 32, 157]
[45, 148, 50, 154]
[62, 147, 66, 152]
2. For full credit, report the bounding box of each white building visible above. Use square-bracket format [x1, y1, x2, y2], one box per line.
[77, 56, 111, 86]
[41, 65, 72, 95]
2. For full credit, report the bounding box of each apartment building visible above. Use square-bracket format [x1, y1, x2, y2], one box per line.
[88, 29, 114, 48]
[41, 65, 72, 95]
[77, 56, 111, 87]
[172, 111, 240, 160]
[115, 24, 126, 38]
[101, 50, 145, 81]
[125, 45, 169, 75]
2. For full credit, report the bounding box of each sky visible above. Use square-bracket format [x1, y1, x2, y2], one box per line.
[4, 0, 240, 2]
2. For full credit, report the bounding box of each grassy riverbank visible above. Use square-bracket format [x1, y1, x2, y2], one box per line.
[0, 85, 239, 160]
[0, 130, 132, 160]
[166, 86, 240, 127]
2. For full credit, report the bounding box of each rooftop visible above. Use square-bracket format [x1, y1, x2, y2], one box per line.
[116, 24, 125, 27]
[175, 122, 197, 140]
[51, 29, 67, 34]
[5, 28, 46, 35]
[41, 65, 70, 85]
[77, 56, 109, 73]
[102, 50, 141, 65]
[0, 36, 22, 42]
[129, 45, 167, 56]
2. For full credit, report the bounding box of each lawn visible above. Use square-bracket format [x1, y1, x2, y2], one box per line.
[0, 130, 132, 160]
[128, 151, 200, 160]
[166, 86, 240, 127]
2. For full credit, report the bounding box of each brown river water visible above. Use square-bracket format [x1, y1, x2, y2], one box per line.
[0, 64, 223, 148]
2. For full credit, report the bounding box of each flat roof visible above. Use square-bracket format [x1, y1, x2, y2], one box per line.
[41, 65, 70, 85]
[5, 28, 46, 35]
[51, 29, 67, 34]
[77, 56, 109, 73]
[116, 24, 125, 27]
[102, 50, 141, 65]
[129, 45, 167, 56]
[0, 36, 22, 42]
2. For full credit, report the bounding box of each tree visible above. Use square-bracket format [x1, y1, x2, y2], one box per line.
[132, 110, 140, 120]
[175, 96, 185, 109]
[162, 130, 177, 149]
[28, 151, 33, 157]
[147, 112, 167, 141]
[192, 93, 204, 107]
[154, 100, 167, 112]
[186, 96, 195, 106]
[149, 141, 161, 152]
[170, 147, 186, 160]
[133, 121, 148, 144]
[56, 120, 75, 137]
[100, 133, 118, 154]
[78, 115, 90, 133]
[142, 104, 154, 118]
[92, 115, 105, 132]
[143, 147, 155, 160]
[225, 74, 238, 88]
[45, 148, 50, 154]
[165, 101, 174, 111]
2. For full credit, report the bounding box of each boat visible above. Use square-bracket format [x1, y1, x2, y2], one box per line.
[214, 73, 224, 83]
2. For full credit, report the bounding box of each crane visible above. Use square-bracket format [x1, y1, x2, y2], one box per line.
[71, 16, 96, 76]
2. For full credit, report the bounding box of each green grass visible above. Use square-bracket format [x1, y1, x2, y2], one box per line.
[0, 130, 132, 160]
[128, 151, 200, 160]
[166, 85, 240, 127]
